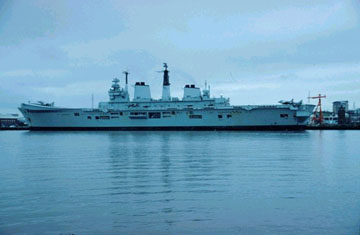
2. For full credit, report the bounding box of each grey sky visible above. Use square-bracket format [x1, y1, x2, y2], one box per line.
[1, 0, 360, 113]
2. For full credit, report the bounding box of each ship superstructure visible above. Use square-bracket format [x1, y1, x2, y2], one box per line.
[19, 64, 315, 130]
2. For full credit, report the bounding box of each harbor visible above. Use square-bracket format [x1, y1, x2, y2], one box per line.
[1, 1, 360, 234]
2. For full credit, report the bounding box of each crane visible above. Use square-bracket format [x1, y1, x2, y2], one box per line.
[308, 94, 326, 125]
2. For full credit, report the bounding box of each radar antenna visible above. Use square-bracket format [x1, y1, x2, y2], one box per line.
[156, 63, 169, 73]
[112, 77, 120, 83]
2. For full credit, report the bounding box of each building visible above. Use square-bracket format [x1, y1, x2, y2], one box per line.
[333, 101, 349, 114]
[348, 109, 360, 125]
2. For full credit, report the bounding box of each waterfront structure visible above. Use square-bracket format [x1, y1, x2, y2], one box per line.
[348, 109, 360, 125]
[333, 101, 349, 114]
[322, 112, 338, 125]
[308, 94, 326, 125]
[19, 64, 315, 130]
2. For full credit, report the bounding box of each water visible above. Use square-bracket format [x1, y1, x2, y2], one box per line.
[0, 130, 359, 234]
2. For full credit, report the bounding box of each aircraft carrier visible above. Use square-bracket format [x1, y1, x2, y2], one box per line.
[19, 64, 315, 130]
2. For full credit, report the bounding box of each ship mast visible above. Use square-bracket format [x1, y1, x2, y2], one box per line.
[123, 70, 129, 93]
[161, 63, 171, 101]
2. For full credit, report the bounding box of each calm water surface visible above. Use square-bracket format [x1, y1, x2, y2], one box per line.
[0, 130, 359, 234]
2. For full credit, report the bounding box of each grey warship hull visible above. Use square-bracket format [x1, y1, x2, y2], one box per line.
[27, 126, 307, 131]
[19, 63, 315, 131]
[19, 103, 315, 131]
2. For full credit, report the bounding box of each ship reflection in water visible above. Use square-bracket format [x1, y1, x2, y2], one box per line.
[0, 131, 359, 234]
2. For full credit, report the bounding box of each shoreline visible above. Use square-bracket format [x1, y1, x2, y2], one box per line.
[1, 126, 360, 131]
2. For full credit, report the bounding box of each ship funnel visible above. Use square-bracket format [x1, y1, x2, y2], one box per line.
[161, 63, 171, 101]
[183, 84, 201, 101]
[134, 82, 151, 101]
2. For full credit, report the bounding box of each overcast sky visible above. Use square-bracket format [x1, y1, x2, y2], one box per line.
[1, 0, 360, 113]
